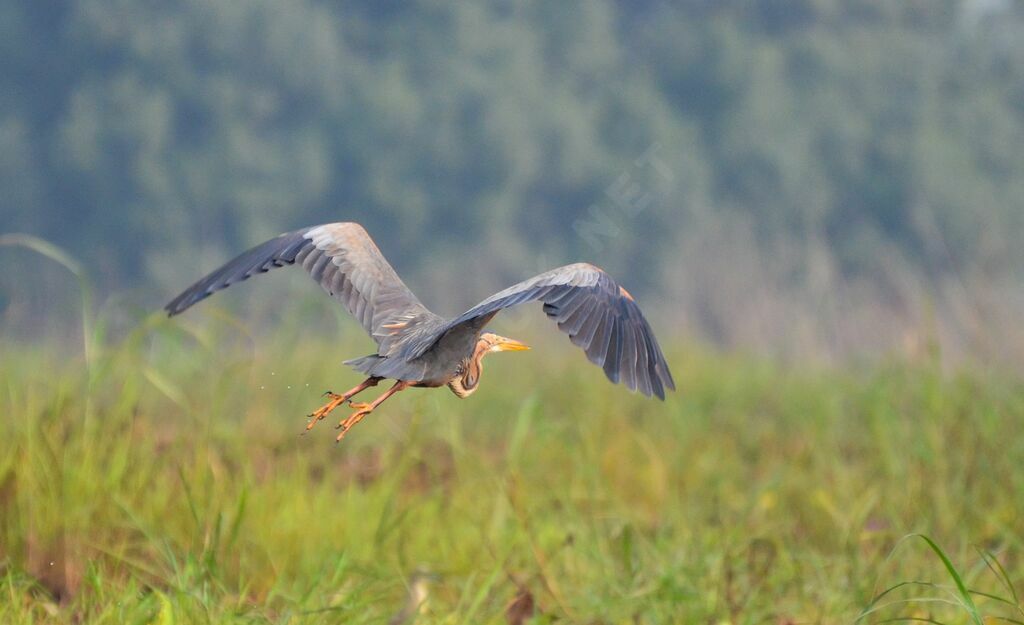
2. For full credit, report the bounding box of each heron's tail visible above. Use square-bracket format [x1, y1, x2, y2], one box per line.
[344, 354, 384, 376]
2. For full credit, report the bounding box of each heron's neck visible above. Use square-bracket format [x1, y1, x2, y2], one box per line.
[448, 341, 488, 398]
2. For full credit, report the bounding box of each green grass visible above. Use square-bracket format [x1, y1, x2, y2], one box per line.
[1, 313, 1023, 624]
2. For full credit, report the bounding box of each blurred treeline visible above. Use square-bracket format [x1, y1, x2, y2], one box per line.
[2, 1, 1024, 363]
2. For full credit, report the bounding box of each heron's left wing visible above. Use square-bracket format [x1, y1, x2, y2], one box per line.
[164, 223, 440, 355]
[413, 263, 675, 399]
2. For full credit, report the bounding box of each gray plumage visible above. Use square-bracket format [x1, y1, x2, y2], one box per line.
[165, 222, 675, 399]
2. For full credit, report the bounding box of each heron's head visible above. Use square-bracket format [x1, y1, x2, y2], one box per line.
[479, 332, 530, 355]
[448, 332, 529, 398]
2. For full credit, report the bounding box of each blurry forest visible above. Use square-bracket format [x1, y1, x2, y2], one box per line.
[2, 0, 1024, 364]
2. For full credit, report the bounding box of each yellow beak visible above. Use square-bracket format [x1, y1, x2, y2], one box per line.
[492, 336, 530, 352]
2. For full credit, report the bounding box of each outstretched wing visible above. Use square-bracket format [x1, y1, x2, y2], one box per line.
[165, 223, 440, 353]
[413, 263, 675, 399]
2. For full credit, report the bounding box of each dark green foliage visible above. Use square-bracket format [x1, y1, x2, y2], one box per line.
[2, 2, 1023, 286]
[3, 1, 1024, 360]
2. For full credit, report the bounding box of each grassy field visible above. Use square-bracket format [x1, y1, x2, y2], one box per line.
[1, 312, 1023, 624]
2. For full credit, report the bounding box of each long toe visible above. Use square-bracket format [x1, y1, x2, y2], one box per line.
[335, 419, 362, 442]
[308, 398, 344, 427]
[335, 409, 371, 435]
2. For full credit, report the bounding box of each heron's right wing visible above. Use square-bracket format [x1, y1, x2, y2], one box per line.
[406, 263, 675, 399]
[165, 223, 439, 352]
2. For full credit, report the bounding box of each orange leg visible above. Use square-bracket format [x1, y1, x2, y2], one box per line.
[307, 377, 380, 431]
[335, 380, 410, 442]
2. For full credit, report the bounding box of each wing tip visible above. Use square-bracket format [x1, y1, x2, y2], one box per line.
[164, 290, 203, 317]
[613, 377, 666, 400]
[164, 299, 185, 317]
[165, 301, 190, 317]
[660, 364, 676, 393]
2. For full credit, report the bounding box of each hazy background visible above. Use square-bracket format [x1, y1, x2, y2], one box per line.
[2, 0, 1024, 365]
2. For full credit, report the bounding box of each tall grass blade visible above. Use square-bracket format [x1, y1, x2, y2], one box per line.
[0, 234, 94, 365]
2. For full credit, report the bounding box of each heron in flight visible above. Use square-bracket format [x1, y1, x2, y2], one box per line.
[166, 223, 674, 441]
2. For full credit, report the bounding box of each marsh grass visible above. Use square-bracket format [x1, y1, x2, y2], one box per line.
[1, 309, 1023, 623]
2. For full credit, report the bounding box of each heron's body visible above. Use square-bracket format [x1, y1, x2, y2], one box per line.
[166, 222, 674, 441]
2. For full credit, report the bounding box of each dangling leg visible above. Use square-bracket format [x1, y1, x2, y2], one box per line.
[336, 380, 410, 442]
[307, 377, 380, 431]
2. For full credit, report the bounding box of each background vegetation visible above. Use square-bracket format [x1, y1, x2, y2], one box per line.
[3, 0, 1024, 362]
[1, 319, 1023, 624]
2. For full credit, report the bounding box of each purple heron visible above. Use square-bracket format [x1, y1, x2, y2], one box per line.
[166, 223, 674, 441]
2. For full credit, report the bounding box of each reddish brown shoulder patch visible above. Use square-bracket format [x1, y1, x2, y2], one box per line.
[618, 285, 634, 301]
